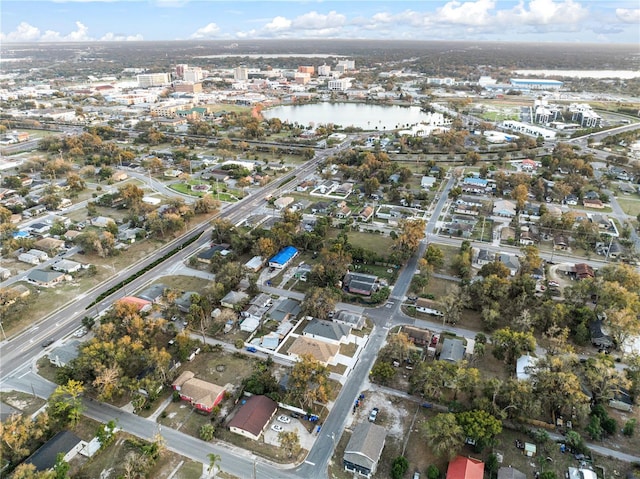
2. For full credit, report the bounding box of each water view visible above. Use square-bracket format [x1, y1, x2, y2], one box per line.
[262, 103, 435, 131]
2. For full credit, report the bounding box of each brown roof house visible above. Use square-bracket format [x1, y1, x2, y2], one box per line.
[343, 421, 386, 478]
[172, 371, 225, 413]
[228, 395, 278, 441]
[575, 263, 595, 280]
[288, 336, 339, 365]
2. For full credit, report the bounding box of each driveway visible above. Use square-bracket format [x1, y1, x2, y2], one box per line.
[263, 413, 316, 451]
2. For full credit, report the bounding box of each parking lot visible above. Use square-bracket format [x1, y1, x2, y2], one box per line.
[262, 411, 316, 450]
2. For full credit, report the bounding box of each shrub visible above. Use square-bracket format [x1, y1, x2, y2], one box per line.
[427, 465, 440, 479]
[623, 418, 636, 437]
[391, 456, 409, 479]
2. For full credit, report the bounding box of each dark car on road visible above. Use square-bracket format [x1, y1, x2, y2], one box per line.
[41, 339, 54, 347]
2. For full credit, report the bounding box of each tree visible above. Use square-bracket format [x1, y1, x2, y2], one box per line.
[383, 332, 413, 363]
[194, 194, 219, 214]
[288, 354, 331, 409]
[491, 328, 536, 365]
[0, 412, 48, 464]
[512, 184, 528, 212]
[456, 409, 502, 451]
[200, 424, 216, 441]
[605, 308, 640, 354]
[53, 452, 70, 479]
[48, 380, 84, 428]
[393, 219, 426, 261]
[96, 420, 118, 449]
[370, 361, 396, 385]
[278, 430, 301, 458]
[207, 452, 221, 476]
[391, 456, 409, 479]
[310, 248, 351, 288]
[583, 355, 630, 403]
[420, 413, 464, 460]
[118, 183, 144, 212]
[427, 465, 440, 479]
[300, 287, 338, 319]
[424, 244, 444, 269]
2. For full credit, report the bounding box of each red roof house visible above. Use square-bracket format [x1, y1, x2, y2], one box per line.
[117, 296, 152, 312]
[172, 371, 225, 413]
[446, 456, 484, 479]
[228, 395, 277, 441]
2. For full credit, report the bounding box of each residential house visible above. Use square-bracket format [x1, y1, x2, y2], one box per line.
[90, 216, 116, 228]
[274, 196, 295, 210]
[117, 296, 152, 312]
[497, 467, 527, 479]
[220, 291, 249, 310]
[268, 298, 301, 322]
[335, 202, 352, 219]
[27, 249, 49, 262]
[171, 371, 225, 413]
[244, 256, 264, 272]
[18, 252, 40, 265]
[520, 159, 538, 171]
[175, 291, 198, 313]
[565, 194, 578, 206]
[568, 467, 597, 479]
[48, 340, 81, 368]
[343, 272, 378, 296]
[444, 222, 474, 238]
[498, 253, 520, 276]
[334, 310, 365, 330]
[358, 206, 374, 222]
[34, 237, 65, 253]
[583, 198, 604, 209]
[26, 269, 65, 288]
[402, 326, 431, 346]
[475, 249, 494, 266]
[25, 431, 84, 472]
[574, 263, 595, 280]
[343, 422, 386, 478]
[421, 176, 437, 189]
[240, 316, 260, 333]
[137, 283, 167, 303]
[553, 234, 569, 250]
[457, 196, 484, 208]
[303, 319, 351, 345]
[29, 223, 51, 236]
[51, 259, 82, 274]
[440, 338, 466, 363]
[269, 246, 298, 269]
[589, 320, 613, 349]
[196, 243, 231, 264]
[288, 336, 339, 365]
[446, 456, 484, 479]
[250, 293, 272, 308]
[493, 199, 516, 217]
[519, 228, 535, 246]
[0, 267, 11, 280]
[310, 201, 330, 214]
[228, 395, 278, 441]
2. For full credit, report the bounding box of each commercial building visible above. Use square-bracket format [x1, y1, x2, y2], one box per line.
[509, 78, 563, 90]
[328, 78, 352, 91]
[136, 73, 171, 88]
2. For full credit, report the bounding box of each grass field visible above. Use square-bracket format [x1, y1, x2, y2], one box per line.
[615, 197, 640, 216]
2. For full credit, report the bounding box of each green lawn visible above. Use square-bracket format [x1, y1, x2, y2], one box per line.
[615, 197, 640, 216]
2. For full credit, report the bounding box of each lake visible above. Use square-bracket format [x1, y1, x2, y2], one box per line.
[262, 103, 435, 131]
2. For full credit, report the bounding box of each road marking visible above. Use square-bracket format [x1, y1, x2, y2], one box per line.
[304, 461, 315, 466]
[18, 370, 30, 379]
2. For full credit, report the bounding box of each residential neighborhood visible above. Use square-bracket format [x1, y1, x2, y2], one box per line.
[1, 33, 640, 479]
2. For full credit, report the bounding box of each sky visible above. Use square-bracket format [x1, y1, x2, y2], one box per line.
[1, 0, 639, 44]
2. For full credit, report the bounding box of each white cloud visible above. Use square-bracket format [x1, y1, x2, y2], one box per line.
[190, 22, 221, 39]
[100, 32, 144, 41]
[0, 22, 42, 42]
[264, 16, 292, 33]
[615, 8, 640, 23]
[436, 0, 496, 26]
[0, 20, 143, 42]
[496, 0, 589, 25]
[292, 11, 346, 29]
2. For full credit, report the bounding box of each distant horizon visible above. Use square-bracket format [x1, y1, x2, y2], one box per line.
[2, 1, 639, 44]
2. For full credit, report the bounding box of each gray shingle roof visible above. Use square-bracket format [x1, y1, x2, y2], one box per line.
[343, 422, 386, 472]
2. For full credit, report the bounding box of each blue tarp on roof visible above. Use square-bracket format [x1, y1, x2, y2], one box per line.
[269, 246, 298, 266]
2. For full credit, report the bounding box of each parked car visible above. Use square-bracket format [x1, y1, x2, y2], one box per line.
[271, 424, 283, 432]
[246, 346, 257, 353]
[73, 327, 87, 338]
[413, 473, 421, 479]
[368, 407, 379, 422]
[277, 415, 291, 424]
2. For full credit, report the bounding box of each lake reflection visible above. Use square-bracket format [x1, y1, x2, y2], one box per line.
[262, 103, 435, 131]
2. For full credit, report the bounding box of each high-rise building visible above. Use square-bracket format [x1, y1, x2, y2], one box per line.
[337, 59, 355, 71]
[137, 73, 171, 88]
[234, 67, 248, 81]
[318, 64, 331, 76]
[184, 67, 204, 83]
[175, 64, 188, 78]
[298, 66, 314, 75]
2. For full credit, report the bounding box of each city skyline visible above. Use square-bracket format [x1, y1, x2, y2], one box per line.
[1, 0, 639, 45]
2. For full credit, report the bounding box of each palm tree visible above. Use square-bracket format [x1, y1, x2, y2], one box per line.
[207, 453, 221, 477]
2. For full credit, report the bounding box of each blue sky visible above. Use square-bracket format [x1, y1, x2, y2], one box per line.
[1, 0, 639, 44]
